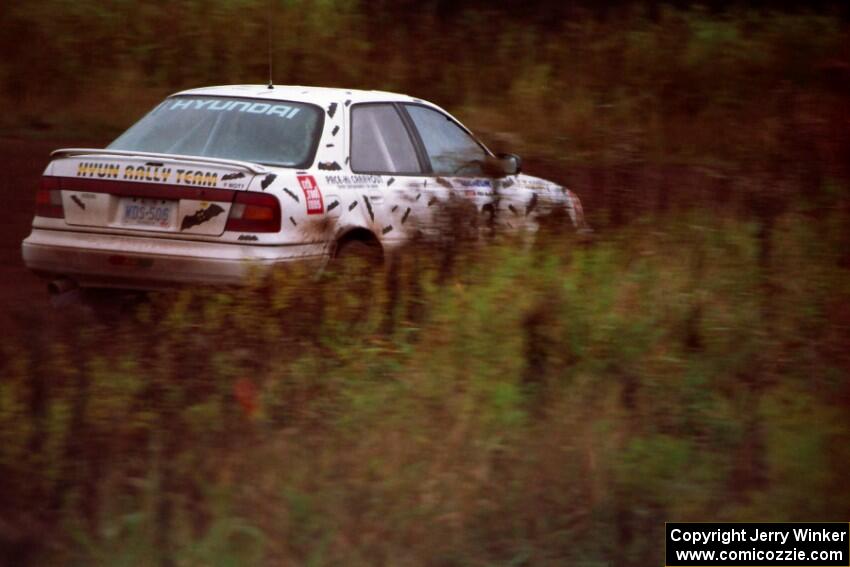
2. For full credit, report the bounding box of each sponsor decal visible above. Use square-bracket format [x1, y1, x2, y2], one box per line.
[167, 98, 300, 119]
[459, 179, 491, 188]
[76, 162, 120, 179]
[323, 174, 382, 189]
[123, 164, 173, 183]
[76, 162, 221, 187]
[180, 203, 225, 230]
[171, 169, 219, 187]
[517, 179, 548, 191]
[297, 175, 324, 215]
[457, 179, 495, 198]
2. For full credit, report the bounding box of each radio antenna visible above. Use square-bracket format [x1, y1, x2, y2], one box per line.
[267, 0, 274, 89]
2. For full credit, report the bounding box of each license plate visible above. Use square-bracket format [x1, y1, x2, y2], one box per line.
[120, 198, 177, 229]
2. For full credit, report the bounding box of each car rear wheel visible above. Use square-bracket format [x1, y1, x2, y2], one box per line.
[335, 238, 383, 265]
[325, 237, 383, 325]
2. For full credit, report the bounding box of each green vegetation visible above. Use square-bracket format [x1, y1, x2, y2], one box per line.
[2, 204, 849, 565]
[1, 2, 847, 172]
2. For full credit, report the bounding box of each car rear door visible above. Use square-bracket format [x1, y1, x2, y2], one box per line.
[347, 103, 429, 236]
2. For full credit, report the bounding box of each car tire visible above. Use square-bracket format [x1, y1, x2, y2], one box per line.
[334, 238, 383, 265]
[326, 238, 383, 325]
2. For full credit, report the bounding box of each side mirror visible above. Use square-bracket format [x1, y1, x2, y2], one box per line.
[497, 153, 522, 176]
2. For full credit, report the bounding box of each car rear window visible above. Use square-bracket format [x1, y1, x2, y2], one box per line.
[108, 96, 323, 168]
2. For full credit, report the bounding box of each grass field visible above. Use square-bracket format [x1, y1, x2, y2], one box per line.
[3, 205, 849, 565]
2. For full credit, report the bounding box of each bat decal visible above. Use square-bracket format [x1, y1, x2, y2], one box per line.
[71, 195, 86, 210]
[401, 207, 411, 224]
[327, 102, 338, 118]
[332, 125, 340, 136]
[318, 161, 342, 171]
[290, 216, 297, 226]
[391, 205, 398, 212]
[261, 173, 277, 190]
[282, 187, 300, 202]
[508, 204, 519, 216]
[435, 177, 453, 189]
[348, 201, 358, 211]
[181, 203, 224, 231]
[382, 225, 393, 234]
[363, 195, 374, 221]
[326, 200, 340, 212]
[526, 193, 538, 216]
[222, 172, 245, 181]
[387, 177, 395, 186]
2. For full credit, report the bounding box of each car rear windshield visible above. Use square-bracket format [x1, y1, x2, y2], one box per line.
[108, 96, 323, 168]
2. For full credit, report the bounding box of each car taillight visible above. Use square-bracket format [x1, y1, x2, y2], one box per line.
[225, 192, 281, 233]
[35, 176, 64, 218]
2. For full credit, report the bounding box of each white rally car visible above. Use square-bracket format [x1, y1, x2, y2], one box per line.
[22, 85, 585, 292]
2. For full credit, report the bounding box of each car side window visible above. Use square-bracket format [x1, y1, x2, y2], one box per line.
[351, 104, 422, 174]
[404, 105, 488, 176]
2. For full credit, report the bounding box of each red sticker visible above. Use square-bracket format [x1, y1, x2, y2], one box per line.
[297, 175, 324, 215]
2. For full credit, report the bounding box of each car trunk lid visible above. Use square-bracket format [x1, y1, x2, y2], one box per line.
[49, 149, 266, 236]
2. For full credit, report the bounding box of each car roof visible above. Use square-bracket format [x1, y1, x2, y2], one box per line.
[173, 84, 435, 107]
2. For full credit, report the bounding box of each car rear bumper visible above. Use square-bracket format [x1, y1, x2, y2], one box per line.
[22, 228, 325, 289]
